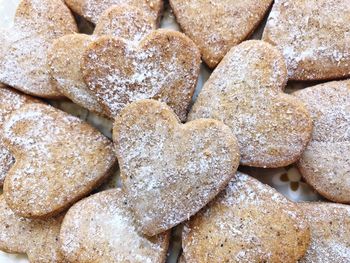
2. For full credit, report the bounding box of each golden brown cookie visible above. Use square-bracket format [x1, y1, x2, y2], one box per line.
[0, 195, 65, 263]
[182, 172, 310, 263]
[0, 0, 78, 98]
[294, 80, 350, 203]
[60, 189, 170, 263]
[2, 103, 117, 218]
[170, 0, 273, 68]
[113, 99, 240, 236]
[82, 29, 201, 121]
[189, 40, 312, 168]
[298, 202, 350, 263]
[65, 0, 163, 25]
[263, 0, 350, 81]
[0, 85, 41, 187]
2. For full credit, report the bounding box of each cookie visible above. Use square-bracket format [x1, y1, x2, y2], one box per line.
[263, 0, 350, 81]
[0, 195, 64, 263]
[294, 80, 350, 203]
[48, 5, 156, 116]
[0, 0, 78, 98]
[298, 202, 350, 263]
[170, 0, 272, 68]
[182, 172, 310, 263]
[113, 99, 240, 236]
[60, 189, 170, 263]
[0, 85, 41, 187]
[82, 29, 201, 121]
[189, 40, 312, 168]
[2, 103, 117, 218]
[65, 0, 163, 25]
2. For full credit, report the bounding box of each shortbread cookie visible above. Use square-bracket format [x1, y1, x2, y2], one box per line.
[298, 202, 350, 263]
[182, 172, 310, 263]
[48, 5, 156, 116]
[294, 80, 350, 203]
[83, 29, 201, 121]
[60, 189, 170, 263]
[170, 0, 272, 68]
[2, 103, 117, 218]
[263, 0, 350, 81]
[65, 0, 163, 25]
[0, 195, 64, 263]
[113, 99, 240, 236]
[189, 40, 312, 168]
[0, 85, 40, 186]
[0, 0, 78, 98]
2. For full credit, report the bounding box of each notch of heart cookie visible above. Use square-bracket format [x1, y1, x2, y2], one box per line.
[113, 99, 240, 236]
[189, 40, 313, 168]
[0, 0, 78, 98]
[82, 29, 201, 122]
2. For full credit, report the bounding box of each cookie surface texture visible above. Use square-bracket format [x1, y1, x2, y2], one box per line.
[60, 189, 170, 263]
[294, 80, 350, 203]
[170, 0, 273, 68]
[182, 172, 310, 263]
[2, 103, 117, 218]
[263, 0, 350, 81]
[189, 40, 312, 168]
[0, 0, 77, 98]
[113, 99, 240, 236]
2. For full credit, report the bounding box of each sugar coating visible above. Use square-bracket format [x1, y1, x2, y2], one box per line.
[294, 80, 350, 203]
[189, 40, 312, 168]
[299, 202, 350, 263]
[82, 29, 201, 122]
[0, 0, 77, 98]
[0, 196, 64, 263]
[182, 172, 310, 263]
[170, 0, 272, 68]
[65, 0, 163, 25]
[2, 103, 117, 218]
[60, 189, 169, 263]
[263, 0, 350, 80]
[113, 99, 240, 236]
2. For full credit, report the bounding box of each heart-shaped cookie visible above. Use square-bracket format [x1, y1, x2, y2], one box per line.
[0, 195, 64, 263]
[182, 172, 310, 263]
[82, 29, 201, 122]
[65, 0, 163, 25]
[170, 0, 273, 68]
[263, 0, 350, 81]
[2, 103, 117, 218]
[0, 85, 41, 186]
[113, 99, 240, 236]
[294, 80, 350, 203]
[189, 40, 313, 168]
[48, 5, 156, 116]
[60, 189, 170, 263]
[0, 0, 78, 98]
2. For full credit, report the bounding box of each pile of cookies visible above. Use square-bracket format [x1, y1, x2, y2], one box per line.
[0, 0, 349, 262]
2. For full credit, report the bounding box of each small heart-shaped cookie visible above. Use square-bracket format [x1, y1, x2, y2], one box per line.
[0, 195, 64, 263]
[182, 172, 310, 263]
[0, 0, 78, 98]
[60, 189, 170, 263]
[294, 80, 350, 203]
[263, 0, 350, 81]
[170, 0, 273, 68]
[113, 99, 240, 236]
[48, 5, 156, 116]
[189, 40, 312, 168]
[65, 0, 163, 25]
[2, 103, 117, 218]
[82, 29, 201, 121]
[298, 202, 350, 262]
[0, 85, 40, 186]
